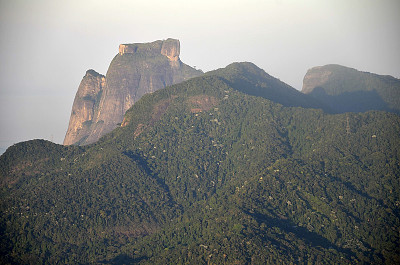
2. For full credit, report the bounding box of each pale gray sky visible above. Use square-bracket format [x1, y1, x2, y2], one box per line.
[1, 0, 399, 151]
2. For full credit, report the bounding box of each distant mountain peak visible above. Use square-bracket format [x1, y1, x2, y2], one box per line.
[64, 38, 202, 146]
[85, 69, 104, 77]
[206, 62, 325, 109]
[302, 64, 400, 114]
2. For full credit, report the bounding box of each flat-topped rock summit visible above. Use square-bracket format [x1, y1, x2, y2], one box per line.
[119, 38, 180, 62]
[64, 38, 202, 145]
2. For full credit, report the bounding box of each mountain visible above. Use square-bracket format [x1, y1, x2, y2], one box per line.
[63, 70, 106, 145]
[207, 62, 326, 109]
[64, 38, 202, 146]
[1, 63, 399, 264]
[302, 64, 400, 114]
[0, 147, 6, 156]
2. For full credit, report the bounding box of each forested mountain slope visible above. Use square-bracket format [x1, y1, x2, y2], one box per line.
[1, 63, 399, 264]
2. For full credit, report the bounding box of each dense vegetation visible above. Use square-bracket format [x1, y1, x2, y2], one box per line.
[1, 63, 399, 264]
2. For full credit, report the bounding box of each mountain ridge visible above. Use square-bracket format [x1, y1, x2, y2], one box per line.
[65, 42, 400, 147]
[302, 64, 400, 114]
[207, 62, 327, 109]
[1, 62, 399, 264]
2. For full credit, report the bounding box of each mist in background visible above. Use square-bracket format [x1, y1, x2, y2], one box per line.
[1, 0, 399, 153]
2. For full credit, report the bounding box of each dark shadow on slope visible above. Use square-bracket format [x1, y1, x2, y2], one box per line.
[328, 174, 389, 214]
[243, 210, 356, 259]
[123, 150, 178, 207]
[98, 254, 148, 264]
[207, 62, 328, 110]
[309, 87, 398, 114]
[222, 75, 327, 110]
[329, 174, 373, 201]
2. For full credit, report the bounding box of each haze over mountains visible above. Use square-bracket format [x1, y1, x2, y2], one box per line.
[64, 40, 400, 146]
[1, 39, 399, 264]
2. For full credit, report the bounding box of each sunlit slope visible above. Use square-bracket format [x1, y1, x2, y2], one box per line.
[1, 62, 399, 264]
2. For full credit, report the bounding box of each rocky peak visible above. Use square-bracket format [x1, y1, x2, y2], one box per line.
[63, 70, 105, 146]
[161, 38, 180, 61]
[64, 39, 202, 146]
[301, 64, 400, 114]
[302, 65, 334, 94]
[118, 38, 180, 62]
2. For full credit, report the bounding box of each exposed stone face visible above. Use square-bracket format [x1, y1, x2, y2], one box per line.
[64, 39, 202, 145]
[119, 44, 136, 55]
[161, 39, 180, 61]
[118, 38, 180, 60]
[302, 66, 333, 94]
[63, 70, 105, 145]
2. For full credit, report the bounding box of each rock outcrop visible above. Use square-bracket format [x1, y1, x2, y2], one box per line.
[161, 38, 180, 61]
[64, 70, 105, 145]
[302, 64, 400, 114]
[64, 38, 202, 145]
[302, 66, 334, 94]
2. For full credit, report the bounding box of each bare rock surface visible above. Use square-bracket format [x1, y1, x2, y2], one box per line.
[64, 39, 202, 145]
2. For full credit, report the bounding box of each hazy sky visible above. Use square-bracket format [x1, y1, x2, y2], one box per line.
[0, 0, 399, 151]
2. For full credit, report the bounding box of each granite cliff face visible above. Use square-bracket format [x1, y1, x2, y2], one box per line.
[64, 38, 202, 145]
[64, 70, 105, 145]
[302, 64, 400, 114]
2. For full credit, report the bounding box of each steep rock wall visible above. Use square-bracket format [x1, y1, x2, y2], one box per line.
[64, 39, 202, 145]
[64, 70, 105, 145]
